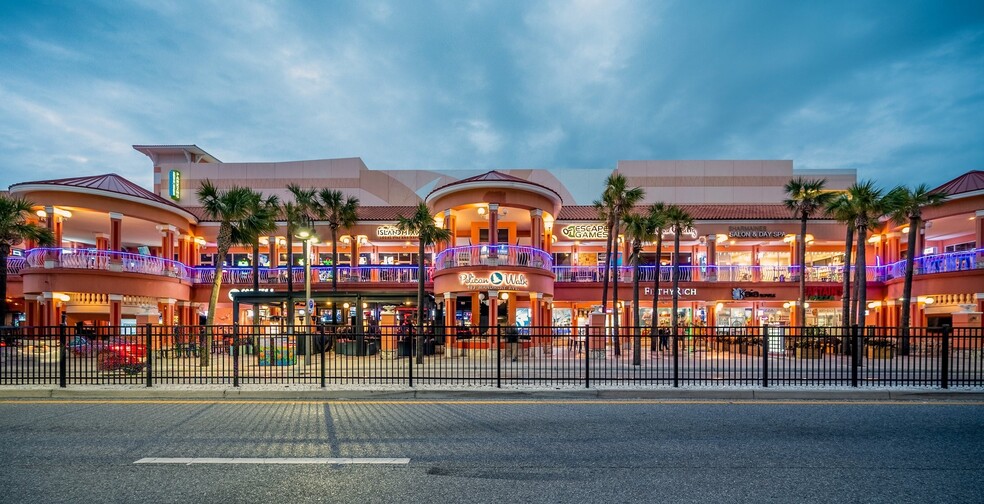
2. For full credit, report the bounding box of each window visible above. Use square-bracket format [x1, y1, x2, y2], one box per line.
[944, 242, 975, 253]
[478, 229, 510, 243]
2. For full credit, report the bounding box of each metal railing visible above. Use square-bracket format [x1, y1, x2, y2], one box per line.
[2, 324, 980, 389]
[433, 245, 553, 272]
[9, 247, 981, 285]
[20, 248, 193, 281]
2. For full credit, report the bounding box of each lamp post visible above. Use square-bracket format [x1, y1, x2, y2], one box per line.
[296, 229, 317, 367]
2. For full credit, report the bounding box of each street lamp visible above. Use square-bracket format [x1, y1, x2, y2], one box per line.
[295, 228, 318, 367]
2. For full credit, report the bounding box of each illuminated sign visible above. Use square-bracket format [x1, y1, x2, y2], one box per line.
[728, 226, 784, 239]
[228, 287, 274, 301]
[731, 288, 777, 300]
[644, 287, 698, 296]
[168, 170, 181, 201]
[458, 271, 529, 290]
[376, 225, 417, 239]
[560, 224, 607, 240]
[559, 224, 698, 240]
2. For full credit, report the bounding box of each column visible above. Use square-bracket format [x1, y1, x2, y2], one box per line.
[706, 235, 717, 281]
[40, 292, 55, 326]
[471, 292, 480, 329]
[915, 224, 926, 259]
[109, 213, 123, 251]
[44, 207, 63, 248]
[268, 236, 278, 268]
[488, 204, 499, 247]
[350, 236, 360, 268]
[161, 226, 176, 262]
[109, 294, 123, 327]
[96, 233, 110, 251]
[530, 209, 543, 250]
[444, 292, 457, 355]
[488, 290, 499, 351]
[975, 211, 984, 251]
[751, 245, 761, 282]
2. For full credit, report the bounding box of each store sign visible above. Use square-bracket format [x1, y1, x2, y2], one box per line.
[560, 224, 607, 240]
[560, 224, 699, 240]
[731, 288, 777, 300]
[728, 226, 784, 239]
[376, 225, 417, 239]
[228, 287, 274, 301]
[806, 285, 842, 300]
[458, 271, 529, 290]
[644, 287, 698, 296]
[168, 170, 181, 201]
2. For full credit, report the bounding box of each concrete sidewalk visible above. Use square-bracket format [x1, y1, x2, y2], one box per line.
[1, 385, 983, 402]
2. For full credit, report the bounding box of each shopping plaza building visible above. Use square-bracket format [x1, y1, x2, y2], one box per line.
[4, 145, 983, 332]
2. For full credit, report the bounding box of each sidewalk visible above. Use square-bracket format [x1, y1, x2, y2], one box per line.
[2, 384, 982, 402]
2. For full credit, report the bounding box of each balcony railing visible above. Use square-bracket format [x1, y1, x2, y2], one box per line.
[20, 248, 194, 282]
[8, 247, 980, 286]
[433, 245, 553, 272]
[191, 265, 423, 286]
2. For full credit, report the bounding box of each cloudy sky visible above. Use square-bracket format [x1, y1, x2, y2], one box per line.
[1, 0, 982, 192]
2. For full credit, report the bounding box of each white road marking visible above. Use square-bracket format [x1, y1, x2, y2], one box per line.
[134, 457, 410, 465]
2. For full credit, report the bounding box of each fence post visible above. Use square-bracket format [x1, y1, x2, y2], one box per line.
[851, 324, 859, 387]
[145, 323, 153, 388]
[496, 330, 501, 389]
[408, 332, 413, 388]
[58, 322, 67, 388]
[232, 323, 239, 388]
[320, 330, 326, 389]
[941, 324, 950, 389]
[761, 324, 769, 388]
[584, 328, 590, 389]
[672, 329, 679, 388]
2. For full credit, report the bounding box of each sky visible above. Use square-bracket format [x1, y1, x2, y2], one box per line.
[1, 0, 982, 192]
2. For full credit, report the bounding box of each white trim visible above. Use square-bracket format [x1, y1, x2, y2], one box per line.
[10, 184, 198, 224]
[426, 180, 562, 205]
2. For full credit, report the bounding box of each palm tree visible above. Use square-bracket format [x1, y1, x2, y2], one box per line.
[665, 206, 694, 343]
[315, 188, 360, 292]
[622, 212, 655, 366]
[847, 180, 888, 334]
[887, 183, 947, 354]
[594, 174, 644, 356]
[196, 180, 267, 366]
[396, 203, 452, 364]
[647, 203, 669, 336]
[826, 192, 858, 353]
[282, 185, 317, 329]
[245, 194, 279, 341]
[0, 195, 54, 326]
[783, 177, 834, 329]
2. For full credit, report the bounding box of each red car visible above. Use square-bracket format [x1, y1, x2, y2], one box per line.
[66, 335, 147, 373]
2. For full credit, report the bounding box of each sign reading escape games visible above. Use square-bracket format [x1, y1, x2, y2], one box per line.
[375, 225, 417, 239]
[560, 224, 607, 240]
[728, 226, 785, 239]
[458, 271, 529, 290]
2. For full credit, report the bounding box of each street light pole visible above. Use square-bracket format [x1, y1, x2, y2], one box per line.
[303, 236, 312, 367]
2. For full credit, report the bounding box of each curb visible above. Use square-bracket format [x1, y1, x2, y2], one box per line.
[2, 387, 983, 402]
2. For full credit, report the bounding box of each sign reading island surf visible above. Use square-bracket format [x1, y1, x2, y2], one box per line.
[376, 225, 418, 239]
[458, 271, 529, 290]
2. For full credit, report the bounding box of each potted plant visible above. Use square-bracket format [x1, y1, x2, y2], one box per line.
[866, 338, 895, 359]
[794, 338, 824, 359]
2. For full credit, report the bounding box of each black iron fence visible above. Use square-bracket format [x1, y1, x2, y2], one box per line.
[1, 324, 981, 389]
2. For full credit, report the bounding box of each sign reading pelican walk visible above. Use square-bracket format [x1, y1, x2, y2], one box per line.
[458, 271, 529, 290]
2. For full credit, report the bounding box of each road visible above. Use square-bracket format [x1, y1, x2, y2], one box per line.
[0, 398, 981, 503]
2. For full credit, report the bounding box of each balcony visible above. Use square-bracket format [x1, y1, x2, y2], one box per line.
[191, 265, 422, 286]
[20, 248, 193, 281]
[433, 245, 553, 272]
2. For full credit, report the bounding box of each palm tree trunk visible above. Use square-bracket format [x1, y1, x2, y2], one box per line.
[650, 234, 663, 335]
[612, 217, 621, 356]
[840, 225, 853, 354]
[252, 237, 260, 353]
[331, 226, 339, 292]
[899, 216, 919, 355]
[671, 231, 681, 341]
[600, 218, 613, 329]
[204, 223, 231, 367]
[632, 246, 641, 366]
[856, 225, 867, 333]
[286, 233, 294, 332]
[0, 243, 9, 326]
[416, 240, 425, 364]
[798, 215, 807, 330]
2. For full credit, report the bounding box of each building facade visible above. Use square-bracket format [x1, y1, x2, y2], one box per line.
[4, 145, 983, 333]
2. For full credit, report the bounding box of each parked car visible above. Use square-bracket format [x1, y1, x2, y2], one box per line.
[66, 336, 147, 373]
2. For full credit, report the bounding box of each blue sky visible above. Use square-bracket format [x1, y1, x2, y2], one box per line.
[1, 0, 982, 192]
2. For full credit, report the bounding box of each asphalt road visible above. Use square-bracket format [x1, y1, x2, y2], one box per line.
[0, 399, 982, 503]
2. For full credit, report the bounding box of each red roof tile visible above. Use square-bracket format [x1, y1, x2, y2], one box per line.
[188, 205, 418, 222]
[557, 204, 830, 221]
[10, 173, 188, 211]
[932, 170, 984, 196]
